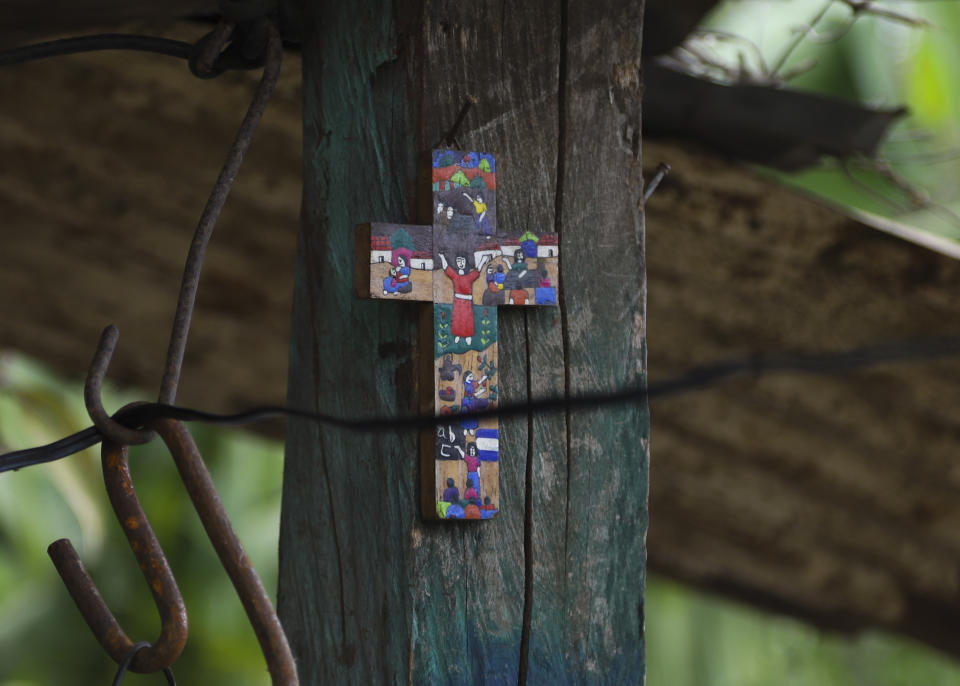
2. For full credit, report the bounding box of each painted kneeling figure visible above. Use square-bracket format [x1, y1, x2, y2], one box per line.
[383, 252, 413, 295]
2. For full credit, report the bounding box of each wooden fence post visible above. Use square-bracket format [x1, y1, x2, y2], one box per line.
[278, 1, 648, 681]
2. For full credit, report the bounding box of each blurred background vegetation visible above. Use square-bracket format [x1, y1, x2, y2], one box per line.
[0, 352, 283, 685]
[2, 351, 960, 683]
[5, 0, 960, 683]
[679, 0, 960, 245]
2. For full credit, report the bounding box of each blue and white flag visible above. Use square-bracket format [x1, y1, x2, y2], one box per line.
[476, 428, 499, 461]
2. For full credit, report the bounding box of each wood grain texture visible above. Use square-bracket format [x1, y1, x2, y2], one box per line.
[278, 1, 647, 682]
[644, 138, 960, 657]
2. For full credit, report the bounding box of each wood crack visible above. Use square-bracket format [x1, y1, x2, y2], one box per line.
[518, 312, 535, 686]
[555, 0, 573, 606]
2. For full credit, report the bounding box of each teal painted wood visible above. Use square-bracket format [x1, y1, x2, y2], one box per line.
[279, 1, 647, 683]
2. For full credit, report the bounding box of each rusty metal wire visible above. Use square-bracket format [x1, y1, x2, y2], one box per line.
[148, 417, 298, 685]
[189, 20, 237, 78]
[22, 15, 292, 683]
[158, 20, 283, 405]
[85, 325, 155, 445]
[47, 423, 189, 673]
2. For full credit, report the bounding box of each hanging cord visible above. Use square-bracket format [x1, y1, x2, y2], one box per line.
[0, 29, 270, 75]
[112, 642, 176, 686]
[0, 35, 193, 66]
[5, 334, 960, 474]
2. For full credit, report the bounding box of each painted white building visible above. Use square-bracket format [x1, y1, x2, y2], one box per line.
[411, 256, 434, 270]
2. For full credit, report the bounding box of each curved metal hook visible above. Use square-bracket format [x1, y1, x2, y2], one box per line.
[85, 325, 155, 445]
[47, 423, 188, 673]
[147, 417, 298, 685]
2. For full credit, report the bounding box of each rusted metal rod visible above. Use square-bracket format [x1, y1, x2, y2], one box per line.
[148, 417, 298, 685]
[85, 325, 156, 445]
[158, 22, 283, 405]
[48, 434, 188, 673]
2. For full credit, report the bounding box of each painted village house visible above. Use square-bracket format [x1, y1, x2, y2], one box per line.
[371, 234, 433, 270]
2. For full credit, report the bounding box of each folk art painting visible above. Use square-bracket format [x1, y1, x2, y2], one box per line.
[355, 150, 559, 520]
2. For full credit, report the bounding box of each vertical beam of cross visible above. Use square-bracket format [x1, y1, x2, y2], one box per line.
[356, 149, 559, 520]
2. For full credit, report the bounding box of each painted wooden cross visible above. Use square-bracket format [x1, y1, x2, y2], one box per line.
[355, 149, 560, 520]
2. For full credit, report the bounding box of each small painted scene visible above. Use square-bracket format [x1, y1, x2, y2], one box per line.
[367, 223, 434, 301]
[427, 149, 560, 519]
[431, 232, 500, 519]
[482, 232, 559, 308]
[433, 346, 500, 520]
[432, 149, 497, 236]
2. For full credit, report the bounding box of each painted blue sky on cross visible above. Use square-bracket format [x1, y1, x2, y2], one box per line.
[433, 149, 497, 172]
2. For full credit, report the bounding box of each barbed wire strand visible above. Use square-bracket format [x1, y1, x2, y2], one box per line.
[3, 334, 959, 475]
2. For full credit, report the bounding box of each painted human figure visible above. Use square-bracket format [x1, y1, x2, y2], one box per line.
[463, 441, 481, 492]
[480, 496, 497, 519]
[439, 252, 490, 345]
[437, 202, 454, 226]
[382, 253, 412, 295]
[494, 264, 506, 290]
[505, 249, 528, 279]
[459, 370, 487, 436]
[482, 265, 506, 306]
[462, 191, 491, 233]
[442, 477, 460, 503]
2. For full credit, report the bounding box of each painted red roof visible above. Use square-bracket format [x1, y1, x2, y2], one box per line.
[432, 165, 497, 191]
[371, 236, 391, 249]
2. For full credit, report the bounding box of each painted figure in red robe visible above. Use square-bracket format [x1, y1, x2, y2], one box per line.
[439, 252, 490, 345]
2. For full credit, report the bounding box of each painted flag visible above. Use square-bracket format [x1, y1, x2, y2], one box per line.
[476, 428, 499, 462]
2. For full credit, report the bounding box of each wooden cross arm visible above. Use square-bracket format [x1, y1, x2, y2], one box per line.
[354, 223, 436, 302]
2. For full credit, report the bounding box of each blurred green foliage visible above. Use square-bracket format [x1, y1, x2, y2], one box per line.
[692, 0, 960, 243]
[3, 351, 960, 684]
[0, 352, 282, 685]
[647, 576, 960, 686]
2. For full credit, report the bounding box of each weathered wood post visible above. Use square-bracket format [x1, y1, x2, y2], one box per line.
[278, 2, 648, 682]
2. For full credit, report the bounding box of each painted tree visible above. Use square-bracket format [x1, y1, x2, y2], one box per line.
[450, 169, 471, 188]
[278, 1, 647, 683]
[389, 227, 415, 251]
